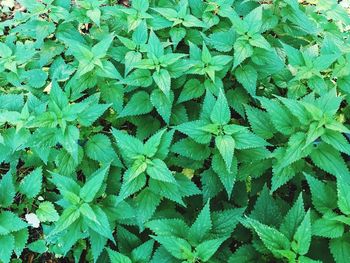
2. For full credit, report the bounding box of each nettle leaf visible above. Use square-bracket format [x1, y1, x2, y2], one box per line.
[107, 248, 132, 263]
[188, 202, 212, 245]
[215, 135, 235, 172]
[119, 91, 153, 118]
[2, 0, 350, 261]
[210, 89, 231, 125]
[233, 40, 253, 68]
[292, 210, 311, 255]
[36, 201, 59, 222]
[85, 134, 117, 164]
[112, 128, 144, 160]
[151, 235, 192, 260]
[304, 173, 337, 214]
[0, 211, 27, 235]
[150, 89, 173, 124]
[153, 69, 171, 98]
[146, 159, 176, 183]
[245, 217, 291, 257]
[235, 64, 257, 96]
[19, 167, 43, 198]
[330, 233, 350, 263]
[212, 152, 237, 198]
[80, 166, 110, 203]
[280, 194, 306, 240]
[0, 171, 15, 208]
[178, 79, 204, 103]
[337, 176, 350, 216]
[0, 235, 15, 263]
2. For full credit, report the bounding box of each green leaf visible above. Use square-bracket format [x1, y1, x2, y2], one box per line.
[310, 143, 350, 181]
[148, 31, 164, 57]
[292, 210, 311, 255]
[337, 176, 350, 215]
[178, 79, 204, 103]
[150, 89, 173, 124]
[321, 130, 350, 156]
[233, 40, 253, 68]
[215, 135, 235, 172]
[176, 120, 212, 144]
[86, 205, 114, 241]
[52, 206, 81, 235]
[143, 128, 166, 158]
[92, 33, 114, 58]
[107, 248, 132, 263]
[119, 91, 153, 118]
[85, 134, 116, 163]
[0, 235, 15, 263]
[77, 103, 110, 127]
[80, 166, 110, 203]
[112, 128, 144, 160]
[235, 64, 257, 96]
[304, 173, 337, 214]
[36, 201, 59, 222]
[245, 105, 275, 139]
[146, 159, 175, 183]
[87, 8, 101, 26]
[280, 194, 306, 240]
[151, 235, 192, 260]
[27, 239, 47, 253]
[134, 189, 161, 228]
[195, 237, 227, 262]
[153, 69, 171, 98]
[245, 218, 291, 256]
[13, 228, 28, 257]
[259, 97, 296, 135]
[228, 245, 259, 263]
[0, 171, 15, 208]
[131, 240, 154, 262]
[189, 202, 212, 245]
[171, 138, 211, 161]
[330, 233, 350, 263]
[312, 215, 344, 238]
[19, 167, 43, 198]
[0, 211, 27, 235]
[58, 125, 79, 162]
[212, 152, 237, 198]
[124, 159, 147, 183]
[210, 90, 230, 125]
[89, 229, 107, 262]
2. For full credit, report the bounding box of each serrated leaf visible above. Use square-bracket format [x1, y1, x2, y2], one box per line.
[0, 172, 15, 208]
[292, 210, 311, 255]
[80, 166, 110, 203]
[119, 91, 153, 118]
[146, 159, 175, 183]
[107, 248, 132, 263]
[210, 90, 230, 125]
[151, 235, 192, 260]
[330, 233, 350, 263]
[215, 135, 235, 172]
[189, 202, 212, 245]
[36, 201, 59, 222]
[19, 167, 42, 198]
[150, 89, 173, 124]
[0, 235, 15, 263]
[153, 69, 171, 97]
[85, 134, 116, 163]
[235, 64, 257, 96]
[245, 217, 291, 256]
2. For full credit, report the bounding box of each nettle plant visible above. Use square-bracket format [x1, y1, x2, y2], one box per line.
[1, 0, 350, 262]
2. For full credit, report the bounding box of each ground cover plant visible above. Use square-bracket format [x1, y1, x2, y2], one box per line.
[1, 0, 350, 262]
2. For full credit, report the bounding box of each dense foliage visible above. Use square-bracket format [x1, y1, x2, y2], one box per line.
[1, 0, 350, 262]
